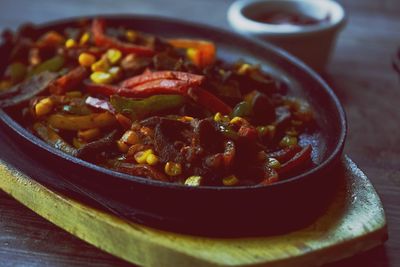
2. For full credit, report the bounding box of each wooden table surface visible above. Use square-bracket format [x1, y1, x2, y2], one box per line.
[0, 0, 399, 266]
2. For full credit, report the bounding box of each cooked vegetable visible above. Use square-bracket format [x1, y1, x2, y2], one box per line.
[76, 130, 118, 160]
[92, 19, 154, 56]
[110, 94, 185, 120]
[120, 70, 204, 88]
[187, 87, 232, 114]
[35, 97, 54, 116]
[0, 18, 316, 186]
[0, 71, 57, 107]
[168, 38, 216, 67]
[30, 55, 64, 76]
[49, 66, 88, 94]
[33, 122, 77, 156]
[78, 53, 96, 67]
[5, 62, 27, 83]
[90, 71, 113, 84]
[47, 111, 116, 130]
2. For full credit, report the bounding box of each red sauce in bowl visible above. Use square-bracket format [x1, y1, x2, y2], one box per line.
[253, 12, 329, 26]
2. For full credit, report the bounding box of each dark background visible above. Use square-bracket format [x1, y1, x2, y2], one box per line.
[0, 0, 399, 266]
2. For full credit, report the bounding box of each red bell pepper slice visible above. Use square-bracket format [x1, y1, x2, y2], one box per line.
[121, 70, 204, 88]
[168, 38, 216, 68]
[86, 82, 232, 115]
[187, 87, 232, 115]
[85, 79, 190, 97]
[129, 79, 191, 94]
[92, 19, 154, 56]
[277, 145, 312, 176]
[49, 66, 88, 95]
[85, 82, 139, 97]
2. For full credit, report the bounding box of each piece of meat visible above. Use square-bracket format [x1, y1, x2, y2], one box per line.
[152, 118, 191, 163]
[0, 71, 58, 107]
[117, 163, 169, 182]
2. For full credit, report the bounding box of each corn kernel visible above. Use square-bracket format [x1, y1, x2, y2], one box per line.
[125, 30, 137, 42]
[179, 116, 194, 122]
[65, 38, 76, 48]
[78, 128, 100, 141]
[222, 175, 239, 186]
[91, 59, 109, 72]
[121, 130, 139, 145]
[164, 162, 182, 176]
[146, 154, 159, 166]
[184, 176, 202, 186]
[65, 91, 82, 97]
[267, 158, 281, 169]
[134, 149, 153, 164]
[230, 116, 248, 126]
[90, 71, 113, 84]
[106, 49, 122, 65]
[79, 32, 90, 45]
[214, 112, 222, 122]
[279, 135, 298, 148]
[108, 66, 122, 79]
[186, 48, 199, 61]
[78, 53, 96, 67]
[186, 48, 202, 66]
[214, 112, 230, 123]
[35, 97, 54, 117]
[237, 63, 251, 75]
[117, 140, 129, 153]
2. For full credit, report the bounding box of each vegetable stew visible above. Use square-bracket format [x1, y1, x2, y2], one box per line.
[0, 19, 316, 187]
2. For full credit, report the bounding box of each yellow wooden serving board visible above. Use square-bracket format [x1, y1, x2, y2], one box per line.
[0, 156, 387, 267]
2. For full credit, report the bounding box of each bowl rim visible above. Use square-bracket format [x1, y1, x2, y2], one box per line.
[227, 0, 347, 37]
[0, 14, 347, 192]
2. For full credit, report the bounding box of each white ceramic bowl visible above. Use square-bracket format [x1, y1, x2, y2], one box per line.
[227, 0, 346, 70]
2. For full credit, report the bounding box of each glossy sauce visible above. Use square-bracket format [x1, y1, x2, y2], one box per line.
[254, 12, 328, 26]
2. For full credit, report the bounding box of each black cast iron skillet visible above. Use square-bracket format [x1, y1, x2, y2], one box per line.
[0, 15, 346, 237]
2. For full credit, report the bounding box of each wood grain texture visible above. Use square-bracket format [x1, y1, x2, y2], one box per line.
[0, 157, 387, 267]
[0, 0, 399, 266]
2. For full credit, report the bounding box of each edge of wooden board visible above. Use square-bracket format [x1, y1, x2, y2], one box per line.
[0, 156, 387, 267]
